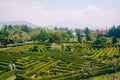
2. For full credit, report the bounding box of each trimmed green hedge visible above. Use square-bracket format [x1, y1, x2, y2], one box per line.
[0, 71, 15, 80]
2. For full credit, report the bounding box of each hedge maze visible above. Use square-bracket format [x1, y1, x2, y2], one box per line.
[15, 57, 107, 80]
[0, 45, 120, 80]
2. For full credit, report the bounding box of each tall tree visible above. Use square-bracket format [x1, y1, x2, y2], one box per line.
[8, 24, 12, 31]
[2, 24, 12, 31]
[0, 30, 10, 47]
[11, 30, 21, 45]
[94, 37, 107, 48]
[20, 25, 31, 33]
[22, 32, 30, 44]
[37, 30, 49, 43]
[107, 25, 120, 38]
[112, 36, 118, 44]
[54, 26, 58, 30]
[75, 29, 82, 43]
[61, 31, 68, 42]
[66, 30, 73, 42]
[108, 25, 116, 37]
[2, 25, 8, 30]
[49, 32, 62, 44]
[116, 25, 120, 38]
[84, 27, 91, 41]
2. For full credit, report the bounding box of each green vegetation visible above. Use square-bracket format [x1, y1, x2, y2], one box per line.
[0, 24, 120, 80]
[75, 29, 82, 43]
[84, 27, 91, 41]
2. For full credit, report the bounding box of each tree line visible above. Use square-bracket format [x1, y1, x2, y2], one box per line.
[0, 24, 120, 47]
[107, 25, 120, 38]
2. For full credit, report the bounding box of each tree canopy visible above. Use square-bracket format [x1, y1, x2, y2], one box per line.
[107, 25, 120, 38]
[36, 30, 49, 43]
[94, 37, 108, 48]
[49, 32, 62, 44]
[84, 27, 91, 41]
[0, 30, 10, 47]
[75, 29, 82, 43]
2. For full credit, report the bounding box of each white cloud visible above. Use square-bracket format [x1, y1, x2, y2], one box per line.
[0, 0, 120, 29]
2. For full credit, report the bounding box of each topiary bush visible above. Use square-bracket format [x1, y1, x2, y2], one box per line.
[33, 45, 39, 52]
[29, 45, 39, 52]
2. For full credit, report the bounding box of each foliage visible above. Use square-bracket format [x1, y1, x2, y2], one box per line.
[0, 44, 120, 80]
[1, 24, 120, 79]
[54, 26, 68, 30]
[1, 25, 31, 45]
[107, 25, 120, 38]
[20, 25, 31, 33]
[66, 30, 73, 42]
[32, 45, 39, 52]
[75, 29, 82, 43]
[2, 24, 12, 31]
[49, 32, 62, 44]
[50, 43, 61, 51]
[0, 30, 10, 47]
[36, 30, 49, 43]
[84, 27, 91, 41]
[112, 36, 118, 44]
[61, 31, 68, 42]
[94, 37, 108, 48]
[108, 58, 120, 73]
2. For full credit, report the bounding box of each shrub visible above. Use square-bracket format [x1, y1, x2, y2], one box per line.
[103, 55, 109, 60]
[32, 45, 39, 52]
[113, 55, 120, 58]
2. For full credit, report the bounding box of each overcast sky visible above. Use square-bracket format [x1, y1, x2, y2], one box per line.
[0, 0, 120, 29]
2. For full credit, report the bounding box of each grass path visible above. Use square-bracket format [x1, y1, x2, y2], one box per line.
[5, 75, 16, 80]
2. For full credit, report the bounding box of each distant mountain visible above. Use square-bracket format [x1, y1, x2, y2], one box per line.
[0, 21, 38, 29]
